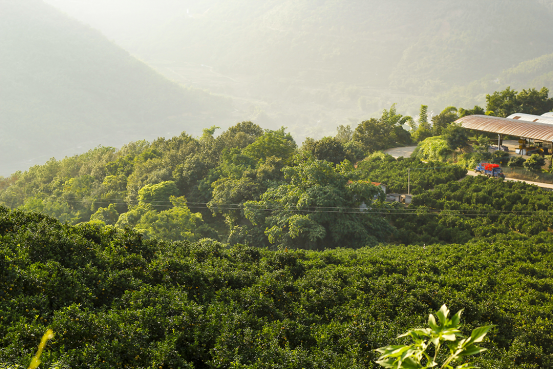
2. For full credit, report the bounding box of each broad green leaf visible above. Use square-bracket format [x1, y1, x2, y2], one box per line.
[376, 345, 410, 356]
[399, 328, 431, 342]
[451, 309, 463, 326]
[442, 333, 457, 341]
[428, 314, 439, 330]
[400, 357, 424, 369]
[389, 345, 413, 357]
[376, 344, 408, 352]
[469, 325, 493, 343]
[458, 344, 487, 357]
[436, 304, 449, 325]
[375, 358, 397, 368]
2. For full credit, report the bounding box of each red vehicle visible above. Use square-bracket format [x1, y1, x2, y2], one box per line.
[475, 163, 505, 178]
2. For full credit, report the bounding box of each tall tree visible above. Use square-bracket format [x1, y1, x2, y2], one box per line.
[412, 105, 433, 142]
[352, 104, 412, 153]
[302, 137, 348, 165]
[335, 124, 353, 143]
[458, 105, 485, 118]
[431, 106, 458, 135]
[443, 123, 469, 151]
[243, 160, 394, 250]
[242, 128, 297, 163]
[353, 118, 391, 153]
[486, 86, 553, 117]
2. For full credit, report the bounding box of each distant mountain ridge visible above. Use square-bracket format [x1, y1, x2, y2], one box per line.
[124, 0, 553, 92]
[40, 0, 553, 130]
[12, 0, 553, 160]
[0, 0, 231, 176]
[430, 52, 553, 110]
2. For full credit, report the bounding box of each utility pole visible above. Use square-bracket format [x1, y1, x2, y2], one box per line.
[408, 168, 410, 195]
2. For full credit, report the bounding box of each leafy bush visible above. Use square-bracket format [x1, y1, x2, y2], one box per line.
[523, 154, 546, 172]
[508, 156, 526, 167]
[412, 136, 452, 162]
[492, 150, 510, 165]
[356, 156, 467, 195]
[1, 206, 553, 367]
[376, 305, 492, 368]
[394, 175, 553, 244]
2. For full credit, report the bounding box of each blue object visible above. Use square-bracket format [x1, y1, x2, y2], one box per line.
[475, 163, 505, 178]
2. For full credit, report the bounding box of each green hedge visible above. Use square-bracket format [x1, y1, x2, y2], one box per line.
[1, 206, 553, 367]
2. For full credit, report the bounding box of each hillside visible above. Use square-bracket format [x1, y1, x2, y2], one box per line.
[1, 206, 553, 367]
[42, 0, 553, 132]
[430, 52, 553, 110]
[2, 116, 553, 366]
[0, 121, 470, 249]
[50, 0, 553, 91]
[0, 0, 232, 176]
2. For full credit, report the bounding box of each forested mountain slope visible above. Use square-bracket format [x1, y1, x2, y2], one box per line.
[0, 122, 469, 249]
[42, 0, 553, 136]
[0, 0, 231, 176]
[64, 0, 553, 93]
[433, 52, 553, 109]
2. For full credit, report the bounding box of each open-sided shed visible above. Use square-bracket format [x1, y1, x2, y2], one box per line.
[455, 115, 553, 142]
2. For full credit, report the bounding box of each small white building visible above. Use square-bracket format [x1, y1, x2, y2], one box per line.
[507, 113, 553, 125]
[371, 182, 387, 194]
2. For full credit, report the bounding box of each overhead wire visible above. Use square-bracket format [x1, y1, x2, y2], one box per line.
[20, 198, 553, 217]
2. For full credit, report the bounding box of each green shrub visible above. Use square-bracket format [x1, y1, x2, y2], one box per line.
[523, 154, 545, 172]
[492, 150, 510, 165]
[508, 156, 526, 167]
[2, 205, 553, 367]
[412, 136, 452, 162]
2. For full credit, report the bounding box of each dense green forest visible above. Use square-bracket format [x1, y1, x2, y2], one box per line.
[2, 85, 553, 248]
[2, 85, 553, 247]
[0, 0, 231, 176]
[9, 0, 553, 175]
[0, 113, 469, 250]
[393, 175, 553, 245]
[2, 206, 553, 368]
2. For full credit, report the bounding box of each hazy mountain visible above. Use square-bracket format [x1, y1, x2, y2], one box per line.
[0, 0, 231, 176]
[429, 52, 553, 111]
[40, 0, 553, 136]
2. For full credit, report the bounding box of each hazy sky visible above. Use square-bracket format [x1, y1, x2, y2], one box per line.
[42, 0, 190, 46]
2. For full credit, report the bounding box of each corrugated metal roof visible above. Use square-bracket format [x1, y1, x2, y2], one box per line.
[542, 112, 553, 118]
[455, 115, 553, 141]
[506, 113, 553, 125]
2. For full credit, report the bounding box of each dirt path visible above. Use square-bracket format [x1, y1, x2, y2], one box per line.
[466, 170, 553, 190]
[383, 146, 417, 158]
[383, 145, 553, 190]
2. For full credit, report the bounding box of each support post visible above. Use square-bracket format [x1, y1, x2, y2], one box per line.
[408, 168, 410, 195]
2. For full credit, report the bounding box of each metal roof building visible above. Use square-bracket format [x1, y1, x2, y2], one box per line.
[506, 113, 553, 125]
[455, 115, 553, 142]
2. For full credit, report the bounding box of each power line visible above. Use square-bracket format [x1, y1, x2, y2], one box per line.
[10, 198, 553, 217]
